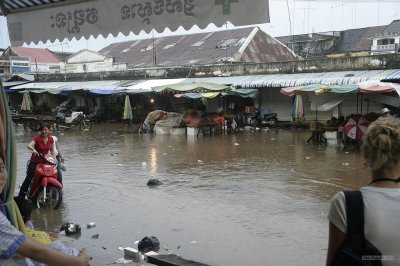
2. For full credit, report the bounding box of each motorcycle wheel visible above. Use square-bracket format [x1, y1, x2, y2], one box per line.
[250, 118, 258, 127]
[270, 117, 279, 127]
[34, 185, 62, 209]
[79, 120, 92, 131]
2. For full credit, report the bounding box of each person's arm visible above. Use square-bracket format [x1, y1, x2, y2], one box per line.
[326, 222, 346, 266]
[27, 140, 38, 155]
[55, 141, 64, 162]
[17, 238, 91, 266]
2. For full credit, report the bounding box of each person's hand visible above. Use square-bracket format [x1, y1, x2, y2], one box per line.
[77, 248, 92, 265]
[32, 149, 39, 156]
[61, 157, 65, 163]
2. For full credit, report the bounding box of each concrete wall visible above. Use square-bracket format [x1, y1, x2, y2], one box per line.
[36, 54, 400, 82]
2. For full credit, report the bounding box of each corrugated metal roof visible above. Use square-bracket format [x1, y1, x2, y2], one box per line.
[240, 30, 297, 62]
[383, 20, 400, 34]
[10, 80, 125, 93]
[335, 26, 386, 52]
[9, 70, 400, 94]
[100, 27, 296, 67]
[231, 69, 400, 88]
[11, 47, 60, 63]
[2, 80, 31, 88]
[183, 69, 400, 88]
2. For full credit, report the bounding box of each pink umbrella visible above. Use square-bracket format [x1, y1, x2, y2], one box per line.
[344, 117, 370, 140]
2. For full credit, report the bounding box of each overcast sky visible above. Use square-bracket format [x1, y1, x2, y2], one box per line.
[0, 0, 399, 52]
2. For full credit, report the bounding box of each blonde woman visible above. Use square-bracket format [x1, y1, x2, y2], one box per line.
[326, 116, 400, 266]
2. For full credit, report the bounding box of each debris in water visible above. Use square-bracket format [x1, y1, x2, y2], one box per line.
[91, 234, 99, 239]
[124, 247, 141, 260]
[115, 258, 132, 264]
[117, 164, 123, 166]
[138, 236, 160, 253]
[342, 162, 350, 166]
[102, 246, 107, 250]
[141, 162, 147, 167]
[306, 157, 311, 160]
[147, 179, 163, 186]
[60, 223, 81, 236]
[87, 222, 96, 228]
[234, 143, 240, 146]
[190, 241, 197, 244]
[197, 160, 203, 163]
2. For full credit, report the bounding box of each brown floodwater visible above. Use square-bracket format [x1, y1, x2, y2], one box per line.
[14, 124, 370, 266]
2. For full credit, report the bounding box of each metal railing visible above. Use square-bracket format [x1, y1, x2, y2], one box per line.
[371, 44, 398, 53]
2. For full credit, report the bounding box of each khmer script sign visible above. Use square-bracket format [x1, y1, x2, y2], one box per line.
[5, 0, 269, 45]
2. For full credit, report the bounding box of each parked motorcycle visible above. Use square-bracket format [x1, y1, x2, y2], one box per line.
[27, 153, 63, 209]
[56, 108, 92, 131]
[250, 111, 279, 127]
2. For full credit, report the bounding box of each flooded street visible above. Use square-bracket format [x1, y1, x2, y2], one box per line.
[14, 125, 370, 266]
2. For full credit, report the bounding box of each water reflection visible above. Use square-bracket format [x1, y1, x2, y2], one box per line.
[14, 125, 369, 266]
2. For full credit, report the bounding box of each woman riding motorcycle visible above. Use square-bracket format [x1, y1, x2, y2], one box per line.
[18, 123, 55, 198]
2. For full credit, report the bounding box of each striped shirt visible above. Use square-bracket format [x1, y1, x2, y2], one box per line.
[0, 210, 33, 265]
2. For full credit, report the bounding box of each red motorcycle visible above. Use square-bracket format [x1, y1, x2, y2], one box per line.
[27, 153, 63, 209]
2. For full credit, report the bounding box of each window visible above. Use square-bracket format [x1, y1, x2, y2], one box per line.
[12, 62, 29, 67]
[377, 38, 395, 45]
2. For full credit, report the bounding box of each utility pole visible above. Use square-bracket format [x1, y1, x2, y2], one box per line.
[225, 22, 228, 61]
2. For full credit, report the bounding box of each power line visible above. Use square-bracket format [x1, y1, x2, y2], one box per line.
[285, 0, 294, 51]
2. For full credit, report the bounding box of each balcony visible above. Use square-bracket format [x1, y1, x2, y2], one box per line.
[370, 44, 398, 55]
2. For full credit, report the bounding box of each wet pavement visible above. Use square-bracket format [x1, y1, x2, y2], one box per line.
[14, 124, 369, 266]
